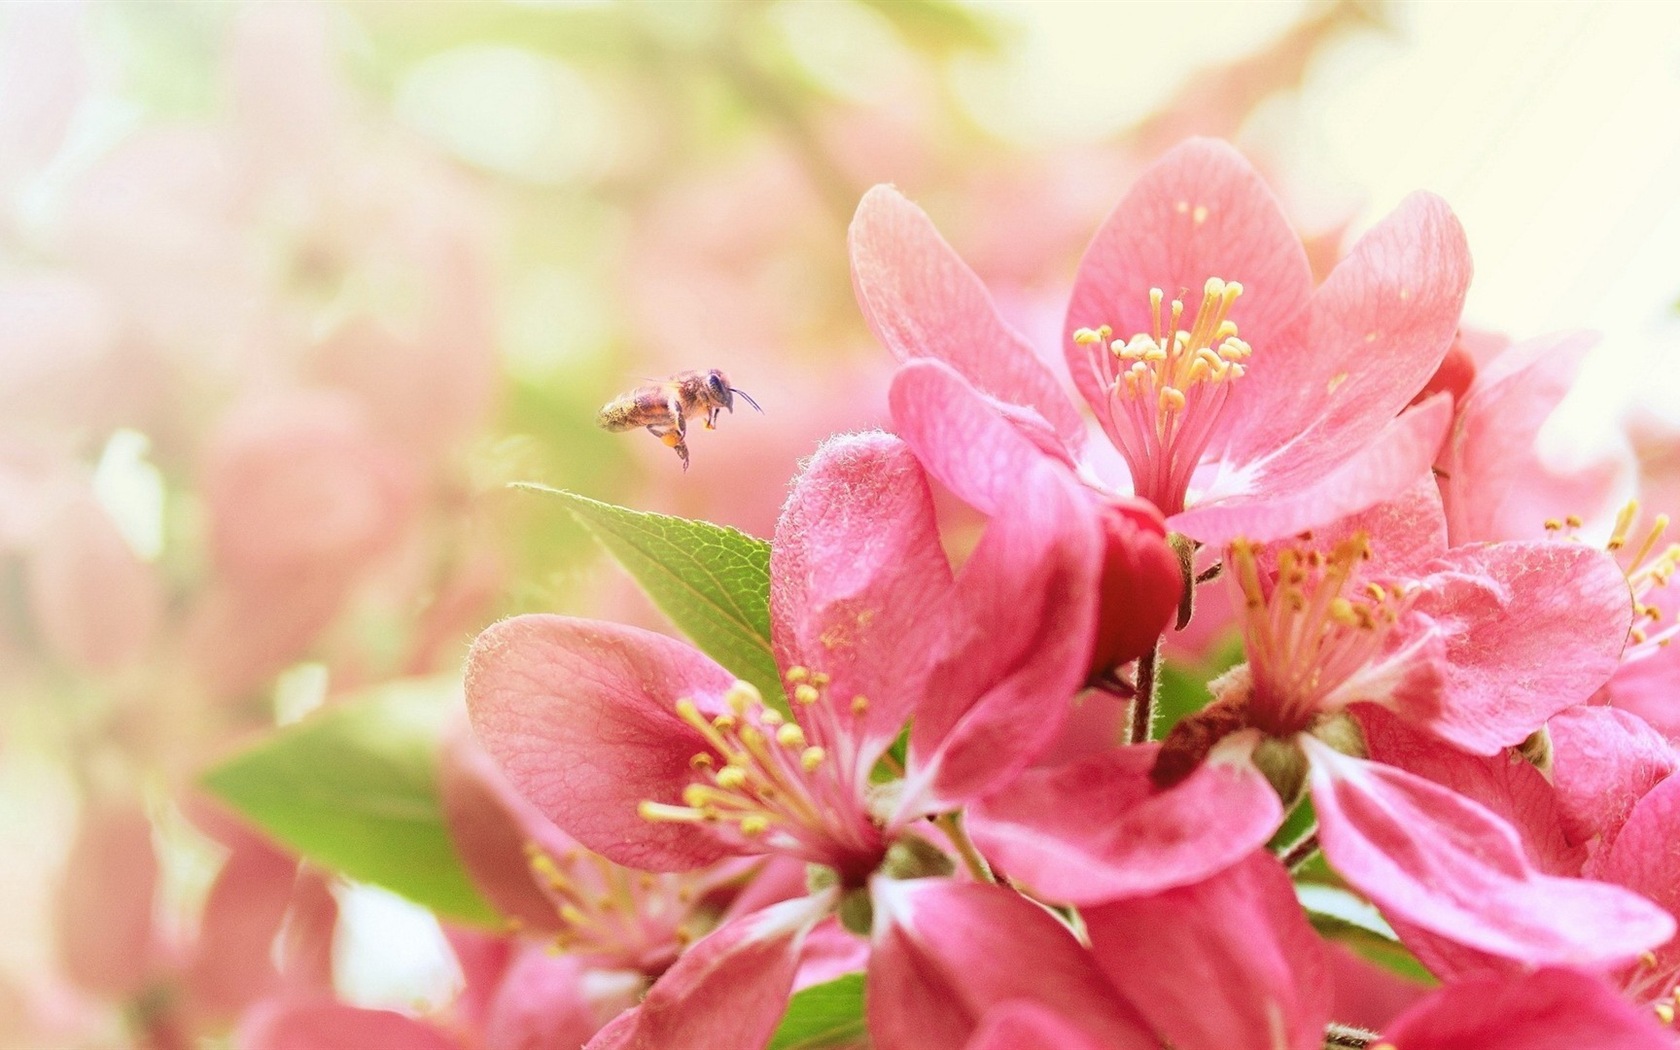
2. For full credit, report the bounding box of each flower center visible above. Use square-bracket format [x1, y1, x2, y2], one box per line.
[524, 841, 711, 975]
[636, 676, 885, 880]
[1230, 532, 1410, 734]
[1074, 277, 1252, 513]
[1548, 501, 1680, 655]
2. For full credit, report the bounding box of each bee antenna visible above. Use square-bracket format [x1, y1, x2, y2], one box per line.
[731, 387, 763, 413]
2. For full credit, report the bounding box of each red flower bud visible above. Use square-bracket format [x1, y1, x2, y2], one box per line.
[1088, 497, 1181, 676]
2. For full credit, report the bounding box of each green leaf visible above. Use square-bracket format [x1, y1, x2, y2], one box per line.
[1299, 885, 1435, 986]
[201, 676, 499, 927]
[515, 484, 787, 713]
[769, 972, 867, 1050]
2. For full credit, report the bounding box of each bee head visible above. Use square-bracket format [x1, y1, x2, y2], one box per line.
[706, 370, 734, 412]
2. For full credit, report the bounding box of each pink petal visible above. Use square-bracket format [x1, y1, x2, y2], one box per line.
[184, 839, 298, 1020]
[849, 185, 1086, 449]
[1224, 192, 1469, 469]
[1356, 704, 1580, 876]
[1604, 630, 1680, 741]
[1304, 738, 1674, 969]
[868, 878, 1155, 1050]
[586, 893, 830, 1050]
[1288, 472, 1450, 577]
[481, 947, 638, 1050]
[1322, 940, 1431, 1035]
[1585, 772, 1680, 1003]
[1407, 542, 1632, 753]
[1064, 139, 1311, 439]
[772, 432, 954, 768]
[794, 918, 869, 991]
[1440, 331, 1628, 545]
[438, 723, 572, 933]
[26, 494, 163, 674]
[1549, 705, 1679, 853]
[465, 615, 740, 871]
[1171, 395, 1452, 545]
[1377, 968, 1673, 1050]
[1084, 851, 1331, 1050]
[964, 1001, 1117, 1050]
[54, 799, 156, 998]
[966, 737, 1281, 905]
[238, 998, 461, 1050]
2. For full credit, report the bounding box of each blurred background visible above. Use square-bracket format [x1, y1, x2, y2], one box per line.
[1, 1, 1677, 1045]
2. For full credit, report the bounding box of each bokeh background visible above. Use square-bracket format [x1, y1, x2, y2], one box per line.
[2, 1, 1677, 1045]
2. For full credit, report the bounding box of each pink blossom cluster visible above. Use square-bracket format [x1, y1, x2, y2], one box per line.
[438, 140, 1680, 1049]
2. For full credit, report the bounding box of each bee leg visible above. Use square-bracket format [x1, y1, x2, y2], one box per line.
[648, 425, 691, 470]
[704, 406, 719, 430]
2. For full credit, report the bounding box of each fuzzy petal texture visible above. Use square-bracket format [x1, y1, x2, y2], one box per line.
[1548, 705, 1679, 853]
[1404, 542, 1632, 753]
[1377, 967, 1673, 1050]
[466, 615, 739, 871]
[586, 892, 829, 1050]
[772, 432, 954, 765]
[1063, 139, 1311, 435]
[965, 1002, 1116, 1050]
[1171, 395, 1452, 545]
[239, 999, 461, 1050]
[850, 185, 1085, 449]
[1586, 773, 1680, 1003]
[1439, 330, 1628, 545]
[1085, 851, 1332, 1050]
[868, 878, 1155, 1050]
[1305, 738, 1674, 969]
[966, 736, 1281, 905]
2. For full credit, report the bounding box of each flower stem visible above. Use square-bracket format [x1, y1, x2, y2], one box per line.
[936, 812, 995, 884]
[1279, 828, 1321, 872]
[1128, 638, 1162, 745]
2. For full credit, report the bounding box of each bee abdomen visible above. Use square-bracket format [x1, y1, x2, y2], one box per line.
[597, 399, 642, 432]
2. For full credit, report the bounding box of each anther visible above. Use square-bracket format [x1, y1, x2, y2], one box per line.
[794, 684, 820, 705]
[801, 746, 826, 771]
[851, 695, 870, 714]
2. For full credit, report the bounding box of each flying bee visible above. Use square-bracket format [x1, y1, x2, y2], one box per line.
[596, 369, 762, 470]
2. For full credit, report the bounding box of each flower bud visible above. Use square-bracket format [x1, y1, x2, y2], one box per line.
[1088, 496, 1182, 676]
[1410, 334, 1477, 407]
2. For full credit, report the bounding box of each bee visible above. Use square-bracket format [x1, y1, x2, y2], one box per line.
[596, 369, 762, 470]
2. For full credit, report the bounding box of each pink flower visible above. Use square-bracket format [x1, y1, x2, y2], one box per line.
[468, 430, 1105, 1045]
[968, 480, 1672, 970]
[1374, 967, 1675, 1050]
[853, 138, 1471, 547]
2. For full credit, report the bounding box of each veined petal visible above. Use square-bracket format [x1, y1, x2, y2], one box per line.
[1376, 968, 1674, 1050]
[1548, 705, 1680, 853]
[850, 185, 1086, 449]
[965, 1002, 1117, 1050]
[966, 737, 1281, 906]
[586, 892, 831, 1050]
[1174, 394, 1452, 546]
[868, 878, 1154, 1050]
[1064, 139, 1311, 437]
[466, 615, 739, 871]
[1085, 851, 1332, 1050]
[772, 432, 954, 768]
[1585, 773, 1680, 1004]
[1439, 330, 1629, 545]
[1224, 192, 1469, 468]
[1406, 542, 1632, 753]
[1304, 738, 1674, 969]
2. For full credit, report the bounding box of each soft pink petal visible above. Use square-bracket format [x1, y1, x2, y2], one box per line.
[1171, 395, 1452, 545]
[794, 919, 868, 991]
[1604, 630, 1680, 741]
[1305, 739, 1674, 969]
[1322, 940, 1431, 1035]
[183, 839, 298, 1020]
[1223, 192, 1469, 468]
[1377, 968, 1673, 1050]
[1585, 772, 1680, 1003]
[26, 494, 163, 674]
[772, 432, 954, 767]
[1356, 704, 1580, 876]
[55, 799, 156, 998]
[966, 737, 1281, 905]
[438, 723, 572, 933]
[868, 878, 1155, 1050]
[964, 1001, 1116, 1050]
[481, 947, 638, 1050]
[1085, 851, 1331, 1050]
[465, 615, 740, 871]
[1064, 139, 1311, 438]
[238, 998, 461, 1050]
[1282, 472, 1449, 576]
[0, 0, 88, 188]
[1440, 331, 1628, 545]
[1548, 705, 1679, 853]
[585, 893, 829, 1050]
[1406, 542, 1632, 753]
[850, 185, 1086, 448]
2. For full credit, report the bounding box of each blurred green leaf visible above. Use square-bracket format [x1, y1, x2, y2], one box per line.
[201, 676, 499, 927]
[856, 0, 1001, 54]
[517, 484, 787, 714]
[1154, 631, 1243, 740]
[1307, 912, 1435, 986]
[769, 972, 867, 1050]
